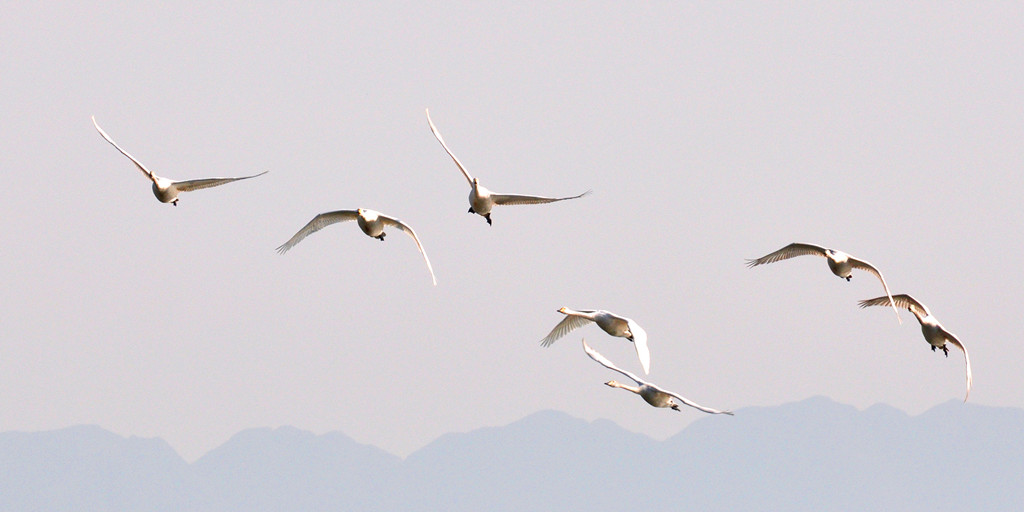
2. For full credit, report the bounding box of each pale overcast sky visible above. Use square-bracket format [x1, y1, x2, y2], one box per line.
[2, 2, 1022, 461]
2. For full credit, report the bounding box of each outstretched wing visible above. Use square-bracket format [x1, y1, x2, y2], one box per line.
[426, 109, 473, 186]
[859, 293, 930, 318]
[92, 116, 155, 181]
[276, 210, 360, 254]
[540, 312, 593, 347]
[491, 190, 591, 206]
[661, 388, 734, 415]
[379, 214, 437, 286]
[626, 318, 651, 375]
[745, 242, 829, 267]
[582, 339, 644, 386]
[944, 331, 973, 402]
[848, 256, 901, 324]
[174, 171, 268, 192]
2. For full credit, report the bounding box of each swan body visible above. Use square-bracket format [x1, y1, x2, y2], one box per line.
[425, 109, 590, 225]
[541, 307, 650, 374]
[276, 208, 436, 286]
[747, 242, 901, 324]
[859, 294, 972, 401]
[583, 339, 732, 415]
[92, 116, 267, 205]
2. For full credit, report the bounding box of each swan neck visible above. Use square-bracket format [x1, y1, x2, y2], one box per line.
[610, 382, 641, 394]
[910, 309, 928, 324]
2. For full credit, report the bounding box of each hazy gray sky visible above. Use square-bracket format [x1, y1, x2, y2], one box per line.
[2, 2, 1022, 461]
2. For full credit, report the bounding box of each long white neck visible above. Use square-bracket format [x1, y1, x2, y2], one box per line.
[563, 308, 596, 320]
[909, 308, 930, 325]
[607, 381, 641, 395]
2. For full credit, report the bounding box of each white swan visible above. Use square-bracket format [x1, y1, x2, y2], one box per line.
[859, 294, 972, 402]
[276, 208, 437, 286]
[583, 339, 732, 415]
[747, 242, 901, 324]
[542, 307, 650, 374]
[425, 109, 590, 225]
[92, 116, 267, 205]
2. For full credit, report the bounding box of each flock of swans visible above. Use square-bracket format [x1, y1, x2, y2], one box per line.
[747, 243, 972, 402]
[91, 110, 973, 419]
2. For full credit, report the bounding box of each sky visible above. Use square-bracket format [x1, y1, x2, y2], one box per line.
[2, 2, 1023, 462]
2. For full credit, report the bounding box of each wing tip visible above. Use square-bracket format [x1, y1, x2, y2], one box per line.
[580, 337, 592, 351]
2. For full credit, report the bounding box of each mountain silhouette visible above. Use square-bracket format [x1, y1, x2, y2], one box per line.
[2, 397, 1021, 511]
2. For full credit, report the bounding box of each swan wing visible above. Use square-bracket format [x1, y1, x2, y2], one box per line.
[582, 339, 644, 386]
[848, 256, 902, 324]
[92, 116, 156, 182]
[859, 293, 930, 318]
[944, 331, 973, 402]
[174, 171, 268, 192]
[626, 318, 651, 375]
[426, 109, 473, 186]
[745, 242, 829, 267]
[491, 190, 591, 206]
[276, 210, 360, 254]
[661, 387, 734, 415]
[379, 214, 437, 286]
[541, 313, 592, 347]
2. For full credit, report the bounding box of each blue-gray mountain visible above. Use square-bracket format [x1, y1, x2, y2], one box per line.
[2, 397, 1020, 511]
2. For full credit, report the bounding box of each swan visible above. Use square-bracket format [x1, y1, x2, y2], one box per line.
[582, 339, 732, 415]
[541, 307, 650, 374]
[859, 294, 972, 401]
[747, 242, 901, 324]
[92, 116, 267, 205]
[425, 109, 590, 225]
[276, 208, 437, 286]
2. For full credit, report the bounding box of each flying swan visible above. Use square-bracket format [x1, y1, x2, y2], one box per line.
[92, 116, 267, 205]
[747, 242, 901, 324]
[582, 339, 732, 415]
[859, 294, 972, 402]
[542, 307, 650, 374]
[425, 109, 590, 225]
[276, 208, 437, 286]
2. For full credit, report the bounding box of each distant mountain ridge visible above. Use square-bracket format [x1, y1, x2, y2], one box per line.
[2, 397, 1021, 511]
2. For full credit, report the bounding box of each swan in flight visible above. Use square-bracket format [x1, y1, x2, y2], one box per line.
[859, 294, 972, 401]
[276, 208, 437, 286]
[92, 116, 267, 205]
[425, 109, 590, 225]
[541, 307, 650, 374]
[583, 339, 732, 415]
[747, 242, 901, 324]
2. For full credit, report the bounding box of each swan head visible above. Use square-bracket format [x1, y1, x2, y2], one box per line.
[604, 380, 623, 389]
[557, 307, 568, 314]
